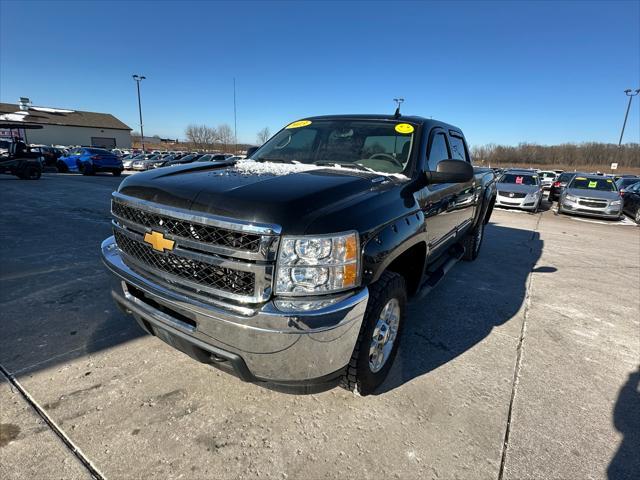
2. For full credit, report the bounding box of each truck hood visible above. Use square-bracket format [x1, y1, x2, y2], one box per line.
[117, 161, 406, 234]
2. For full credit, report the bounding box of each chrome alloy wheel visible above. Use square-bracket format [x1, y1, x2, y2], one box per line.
[369, 298, 401, 373]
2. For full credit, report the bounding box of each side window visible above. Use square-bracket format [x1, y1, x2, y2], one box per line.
[427, 132, 450, 171]
[449, 135, 469, 162]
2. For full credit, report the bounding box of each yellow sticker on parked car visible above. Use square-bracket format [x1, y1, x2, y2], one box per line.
[588, 181, 597, 188]
[286, 120, 312, 129]
[394, 123, 414, 134]
[576, 177, 586, 180]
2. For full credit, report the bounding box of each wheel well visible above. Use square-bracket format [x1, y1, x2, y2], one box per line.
[385, 242, 426, 296]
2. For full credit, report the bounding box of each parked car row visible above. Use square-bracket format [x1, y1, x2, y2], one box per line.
[495, 167, 640, 223]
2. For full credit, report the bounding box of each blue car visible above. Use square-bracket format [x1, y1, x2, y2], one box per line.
[58, 147, 123, 176]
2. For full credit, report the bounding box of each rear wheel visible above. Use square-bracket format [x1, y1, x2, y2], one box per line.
[340, 271, 406, 396]
[18, 164, 42, 180]
[112, 169, 122, 177]
[80, 162, 94, 175]
[635, 209, 640, 225]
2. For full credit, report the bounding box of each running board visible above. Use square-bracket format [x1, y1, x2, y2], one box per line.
[415, 244, 464, 300]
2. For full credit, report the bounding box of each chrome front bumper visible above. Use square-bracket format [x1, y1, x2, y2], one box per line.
[101, 236, 368, 386]
[495, 196, 538, 210]
[561, 199, 622, 218]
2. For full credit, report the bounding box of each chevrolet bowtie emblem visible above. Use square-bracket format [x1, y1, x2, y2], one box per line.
[144, 231, 175, 252]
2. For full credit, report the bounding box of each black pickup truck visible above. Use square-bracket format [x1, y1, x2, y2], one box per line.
[102, 115, 496, 395]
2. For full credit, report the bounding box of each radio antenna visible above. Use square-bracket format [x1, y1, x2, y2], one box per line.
[393, 98, 404, 118]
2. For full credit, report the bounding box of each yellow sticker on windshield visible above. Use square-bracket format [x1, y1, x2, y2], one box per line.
[606, 179, 612, 183]
[575, 177, 586, 180]
[395, 123, 414, 134]
[588, 181, 597, 188]
[286, 120, 312, 129]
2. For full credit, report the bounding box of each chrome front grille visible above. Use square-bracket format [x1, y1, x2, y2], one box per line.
[498, 191, 527, 198]
[578, 198, 607, 208]
[112, 201, 263, 253]
[110, 192, 279, 303]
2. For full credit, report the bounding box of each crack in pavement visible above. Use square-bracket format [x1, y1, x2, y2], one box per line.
[497, 214, 542, 480]
[0, 364, 105, 480]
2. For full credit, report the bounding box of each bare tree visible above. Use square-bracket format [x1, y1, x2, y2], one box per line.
[257, 127, 271, 145]
[185, 124, 218, 151]
[217, 124, 234, 152]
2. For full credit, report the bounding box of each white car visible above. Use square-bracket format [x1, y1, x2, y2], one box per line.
[538, 170, 557, 190]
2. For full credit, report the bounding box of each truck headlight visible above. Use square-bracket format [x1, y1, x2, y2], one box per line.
[610, 200, 622, 206]
[565, 194, 578, 202]
[275, 232, 359, 295]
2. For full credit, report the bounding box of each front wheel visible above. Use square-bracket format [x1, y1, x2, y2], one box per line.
[340, 271, 406, 396]
[462, 220, 485, 261]
[112, 169, 122, 177]
[635, 209, 640, 225]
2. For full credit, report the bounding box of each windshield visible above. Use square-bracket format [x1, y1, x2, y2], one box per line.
[499, 173, 539, 185]
[197, 154, 213, 162]
[540, 172, 556, 179]
[558, 173, 575, 182]
[616, 177, 640, 189]
[569, 177, 616, 191]
[252, 119, 416, 174]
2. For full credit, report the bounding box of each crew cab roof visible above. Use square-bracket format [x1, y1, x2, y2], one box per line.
[302, 114, 465, 136]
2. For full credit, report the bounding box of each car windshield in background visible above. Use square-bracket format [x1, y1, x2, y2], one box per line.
[569, 177, 616, 191]
[558, 173, 576, 182]
[615, 177, 640, 189]
[499, 173, 539, 185]
[252, 119, 416, 174]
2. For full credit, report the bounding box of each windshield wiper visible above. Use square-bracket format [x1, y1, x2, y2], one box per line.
[313, 161, 374, 172]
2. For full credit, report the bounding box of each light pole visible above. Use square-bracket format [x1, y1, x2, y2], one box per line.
[618, 88, 640, 146]
[132, 74, 146, 152]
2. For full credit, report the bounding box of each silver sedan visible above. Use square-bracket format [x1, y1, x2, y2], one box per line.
[495, 170, 543, 212]
[558, 175, 623, 219]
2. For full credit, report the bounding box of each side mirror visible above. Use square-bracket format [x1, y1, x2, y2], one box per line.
[246, 146, 259, 158]
[425, 159, 474, 184]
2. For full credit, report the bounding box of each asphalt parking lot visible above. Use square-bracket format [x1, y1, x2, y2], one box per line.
[1, 173, 638, 480]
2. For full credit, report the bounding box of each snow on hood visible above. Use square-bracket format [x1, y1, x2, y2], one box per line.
[0, 111, 29, 122]
[30, 107, 75, 113]
[233, 159, 409, 180]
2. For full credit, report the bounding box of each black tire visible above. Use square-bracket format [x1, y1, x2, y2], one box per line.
[112, 169, 122, 177]
[17, 164, 42, 180]
[635, 209, 640, 225]
[57, 161, 68, 173]
[80, 162, 94, 176]
[461, 219, 485, 261]
[340, 271, 406, 396]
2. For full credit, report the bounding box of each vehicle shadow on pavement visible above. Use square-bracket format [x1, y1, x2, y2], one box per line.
[377, 223, 545, 394]
[607, 367, 640, 480]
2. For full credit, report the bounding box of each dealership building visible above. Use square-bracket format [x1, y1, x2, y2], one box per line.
[0, 98, 132, 148]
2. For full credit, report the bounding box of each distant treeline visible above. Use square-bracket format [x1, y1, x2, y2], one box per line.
[470, 143, 640, 171]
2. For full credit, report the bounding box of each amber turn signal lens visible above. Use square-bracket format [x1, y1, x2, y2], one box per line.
[344, 235, 357, 262]
[342, 263, 358, 287]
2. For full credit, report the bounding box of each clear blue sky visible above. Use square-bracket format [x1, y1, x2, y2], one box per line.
[1, 0, 639, 146]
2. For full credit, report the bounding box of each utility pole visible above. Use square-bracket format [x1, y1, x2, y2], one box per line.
[132, 74, 146, 152]
[233, 78, 238, 154]
[618, 88, 639, 146]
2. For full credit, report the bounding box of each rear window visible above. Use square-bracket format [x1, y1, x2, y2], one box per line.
[541, 172, 556, 179]
[87, 148, 111, 155]
[569, 177, 616, 191]
[558, 173, 575, 182]
[499, 173, 539, 185]
[616, 177, 640, 189]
